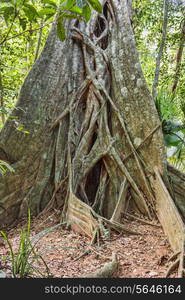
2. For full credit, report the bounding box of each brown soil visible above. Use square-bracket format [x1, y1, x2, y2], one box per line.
[0, 210, 177, 278]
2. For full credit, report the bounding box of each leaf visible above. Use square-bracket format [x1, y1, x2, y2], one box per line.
[24, 3, 38, 14]
[0, 5, 13, 13]
[23, 130, 30, 134]
[41, 0, 57, 8]
[164, 134, 182, 147]
[23, 4, 38, 21]
[16, 0, 26, 7]
[2, 6, 14, 23]
[45, 13, 56, 21]
[38, 8, 56, 17]
[69, 6, 83, 16]
[57, 19, 66, 41]
[87, 0, 102, 13]
[19, 17, 27, 31]
[62, 12, 81, 20]
[82, 3, 91, 22]
[63, 0, 76, 10]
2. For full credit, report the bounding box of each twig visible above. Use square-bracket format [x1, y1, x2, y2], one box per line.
[89, 246, 109, 260]
[73, 249, 91, 262]
[0, 21, 53, 45]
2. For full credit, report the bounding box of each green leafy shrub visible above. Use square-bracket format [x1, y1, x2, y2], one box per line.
[0, 209, 51, 278]
[155, 88, 185, 170]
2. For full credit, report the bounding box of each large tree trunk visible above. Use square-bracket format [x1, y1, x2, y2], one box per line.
[0, 1, 184, 267]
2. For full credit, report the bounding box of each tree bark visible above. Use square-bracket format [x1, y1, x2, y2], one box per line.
[0, 1, 184, 260]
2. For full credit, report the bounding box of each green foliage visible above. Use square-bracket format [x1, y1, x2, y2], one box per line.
[57, 17, 66, 41]
[155, 89, 180, 121]
[134, 0, 185, 91]
[87, 0, 102, 13]
[155, 88, 185, 170]
[0, 0, 102, 42]
[82, 3, 91, 22]
[133, 0, 185, 170]
[168, 145, 185, 171]
[0, 0, 102, 124]
[0, 209, 51, 278]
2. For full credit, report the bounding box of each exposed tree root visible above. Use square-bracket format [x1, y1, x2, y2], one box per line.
[178, 248, 184, 278]
[123, 212, 161, 227]
[110, 178, 128, 222]
[66, 190, 142, 244]
[165, 257, 180, 278]
[79, 252, 118, 278]
[166, 242, 185, 278]
[167, 164, 185, 220]
[154, 168, 185, 252]
[168, 250, 181, 262]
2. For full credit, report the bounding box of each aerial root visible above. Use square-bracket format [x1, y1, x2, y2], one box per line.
[123, 212, 161, 227]
[165, 258, 180, 278]
[99, 217, 143, 236]
[165, 244, 185, 278]
[66, 190, 142, 246]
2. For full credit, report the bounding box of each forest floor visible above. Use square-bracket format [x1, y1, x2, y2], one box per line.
[0, 210, 177, 278]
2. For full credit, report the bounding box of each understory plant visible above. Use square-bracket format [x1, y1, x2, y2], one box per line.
[155, 88, 185, 171]
[0, 209, 51, 278]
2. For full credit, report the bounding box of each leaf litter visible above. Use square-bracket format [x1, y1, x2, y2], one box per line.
[0, 210, 176, 278]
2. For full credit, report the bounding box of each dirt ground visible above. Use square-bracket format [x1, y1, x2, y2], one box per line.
[0, 210, 177, 278]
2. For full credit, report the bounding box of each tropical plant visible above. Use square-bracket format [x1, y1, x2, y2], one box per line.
[155, 88, 185, 170]
[0, 209, 51, 278]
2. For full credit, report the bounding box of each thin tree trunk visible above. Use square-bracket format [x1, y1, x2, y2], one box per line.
[0, 69, 5, 125]
[171, 19, 185, 94]
[152, 0, 169, 101]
